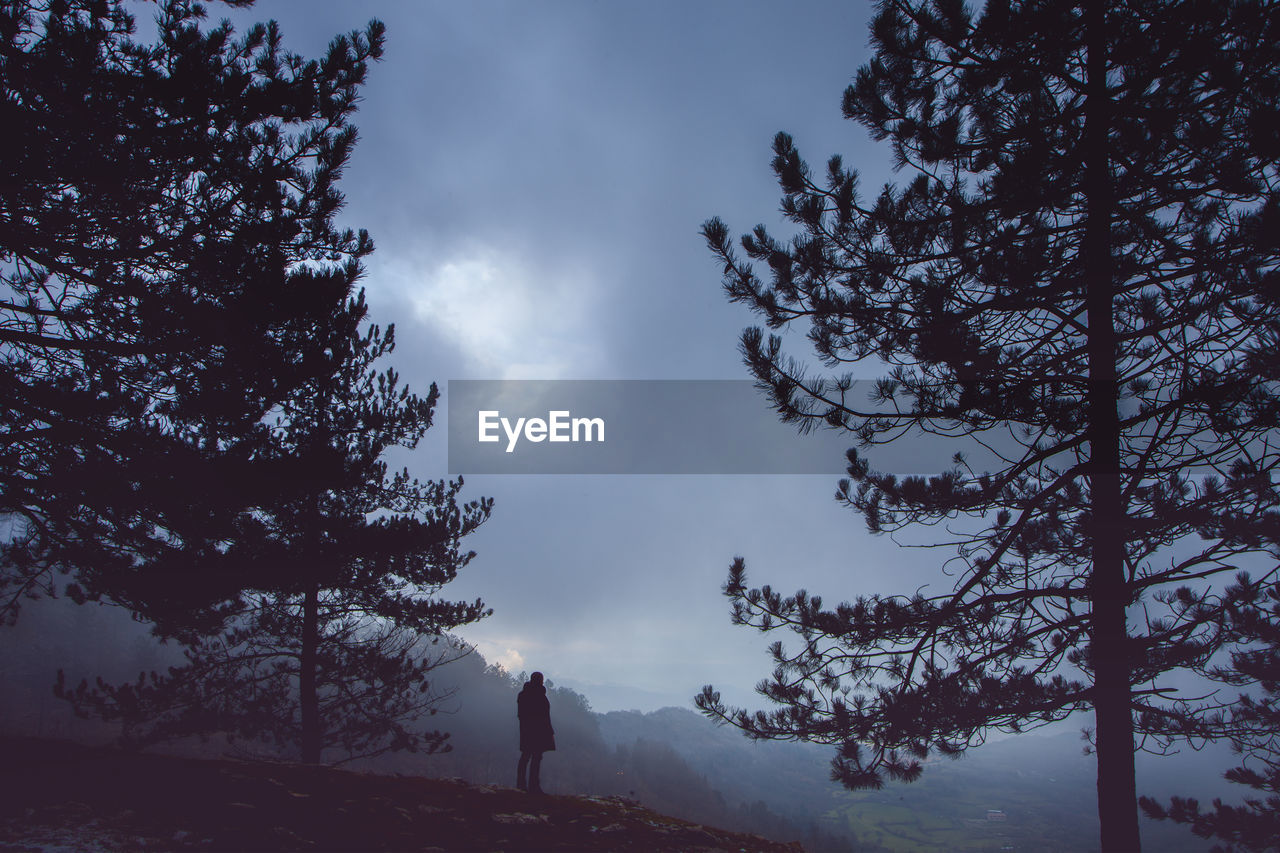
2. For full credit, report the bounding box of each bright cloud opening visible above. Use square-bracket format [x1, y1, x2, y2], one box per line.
[494, 647, 525, 674]
[375, 246, 605, 379]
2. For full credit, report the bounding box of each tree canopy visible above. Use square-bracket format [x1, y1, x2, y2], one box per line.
[696, 1, 1280, 849]
[58, 321, 493, 764]
[1140, 575, 1280, 852]
[0, 0, 384, 630]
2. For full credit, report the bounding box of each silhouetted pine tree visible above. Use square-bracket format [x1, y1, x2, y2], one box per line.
[696, 1, 1280, 849]
[57, 322, 493, 764]
[0, 0, 384, 631]
[1140, 576, 1280, 852]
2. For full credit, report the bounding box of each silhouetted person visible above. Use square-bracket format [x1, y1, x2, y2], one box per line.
[516, 671, 555, 793]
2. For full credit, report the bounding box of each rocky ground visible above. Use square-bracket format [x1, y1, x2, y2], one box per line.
[0, 736, 803, 852]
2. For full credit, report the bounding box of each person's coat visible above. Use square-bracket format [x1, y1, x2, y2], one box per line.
[517, 681, 555, 753]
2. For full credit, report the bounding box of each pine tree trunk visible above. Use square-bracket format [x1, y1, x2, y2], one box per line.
[1084, 1, 1140, 850]
[299, 581, 321, 764]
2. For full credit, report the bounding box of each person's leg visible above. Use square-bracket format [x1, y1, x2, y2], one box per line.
[528, 751, 543, 793]
[517, 751, 530, 790]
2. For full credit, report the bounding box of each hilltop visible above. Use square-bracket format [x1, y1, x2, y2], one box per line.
[0, 736, 801, 852]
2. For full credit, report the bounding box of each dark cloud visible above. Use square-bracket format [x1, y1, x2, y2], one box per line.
[224, 0, 897, 710]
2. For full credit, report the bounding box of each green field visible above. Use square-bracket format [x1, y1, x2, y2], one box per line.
[817, 736, 1216, 852]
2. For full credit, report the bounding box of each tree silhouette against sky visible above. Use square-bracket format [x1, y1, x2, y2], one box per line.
[697, 1, 1280, 849]
[59, 322, 493, 765]
[1, 0, 384, 633]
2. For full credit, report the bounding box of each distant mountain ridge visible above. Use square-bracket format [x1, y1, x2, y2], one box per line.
[592, 705, 1239, 852]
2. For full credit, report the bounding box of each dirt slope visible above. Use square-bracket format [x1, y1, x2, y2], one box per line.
[0, 736, 803, 852]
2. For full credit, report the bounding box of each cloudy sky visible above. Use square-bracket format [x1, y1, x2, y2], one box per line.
[218, 0, 929, 712]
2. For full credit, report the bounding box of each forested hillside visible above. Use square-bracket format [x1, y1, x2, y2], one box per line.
[0, 598, 854, 849]
[0, 597, 1245, 852]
